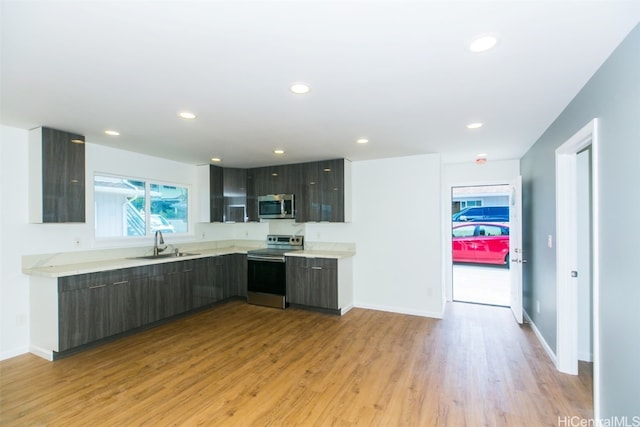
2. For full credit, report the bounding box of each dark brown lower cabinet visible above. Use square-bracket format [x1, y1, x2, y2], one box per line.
[109, 273, 148, 336]
[57, 255, 243, 353]
[147, 261, 194, 321]
[59, 280, 110, 351]
[193, 257, 222, 307]
[224, 253, 248, 298]
[286, 257, 338, 309]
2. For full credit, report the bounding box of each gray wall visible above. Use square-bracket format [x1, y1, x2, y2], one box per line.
[521, 24, 640, 418]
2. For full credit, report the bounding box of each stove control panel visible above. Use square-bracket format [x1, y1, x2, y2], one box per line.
[266, 234, 304, 248]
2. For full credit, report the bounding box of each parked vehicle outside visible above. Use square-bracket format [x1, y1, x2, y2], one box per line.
[150, 214, 175, 233]
[452, 223, 510, 266]
[452, 206, 509, 222]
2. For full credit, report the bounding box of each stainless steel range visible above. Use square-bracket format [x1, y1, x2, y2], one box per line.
[247, 235, 303, 309]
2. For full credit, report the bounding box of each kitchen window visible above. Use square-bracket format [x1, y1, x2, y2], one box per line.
[94, 175, 190, 238]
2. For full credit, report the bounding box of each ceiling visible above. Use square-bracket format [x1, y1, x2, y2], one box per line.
[2, 1, 639, 168]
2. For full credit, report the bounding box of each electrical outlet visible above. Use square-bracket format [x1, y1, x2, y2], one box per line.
[547, 235, 553, 248]
[536, 300, 540, 313]
[201, 232, 205, 239]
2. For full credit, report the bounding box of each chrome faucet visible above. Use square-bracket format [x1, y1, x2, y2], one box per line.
[153, 230, 167, 256]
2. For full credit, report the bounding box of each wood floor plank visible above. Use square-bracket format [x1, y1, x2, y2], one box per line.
[0, 301, 592, 426]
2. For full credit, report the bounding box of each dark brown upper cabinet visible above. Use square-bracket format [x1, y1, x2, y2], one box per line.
[297, 159, 351, 223]
[246, 163, 301, 221]
[201, 159, 351, 224]
[198, 165, 248, 223]
[29, 127, 85, 223]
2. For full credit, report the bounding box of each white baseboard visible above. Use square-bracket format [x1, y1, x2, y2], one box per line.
[340, 304, 354, 315]
[28, 345, 54, 361]
[0, 346, 29, 361]
[524, 310, 557, 365]
[354, 302, 444, 319]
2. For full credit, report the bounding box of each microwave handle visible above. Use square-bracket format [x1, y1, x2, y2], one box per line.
[281, 200, 285, 216]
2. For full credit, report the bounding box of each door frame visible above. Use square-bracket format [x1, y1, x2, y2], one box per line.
[446, 182, 516, 305]
[555, 118, 599, 417]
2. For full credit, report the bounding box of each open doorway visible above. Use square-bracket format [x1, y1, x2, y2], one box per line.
[452, 185, 511, 306]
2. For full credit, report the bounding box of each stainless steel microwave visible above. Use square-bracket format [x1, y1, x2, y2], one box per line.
[258, 194, 295, 219]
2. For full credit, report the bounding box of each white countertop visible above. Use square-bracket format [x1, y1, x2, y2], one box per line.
[23, 247, 251, 278]
[285, 250, 355, 259]
[23, 246, 355, 278]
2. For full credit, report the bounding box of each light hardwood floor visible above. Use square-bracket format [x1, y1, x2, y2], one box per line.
[0, 300, 592, 426]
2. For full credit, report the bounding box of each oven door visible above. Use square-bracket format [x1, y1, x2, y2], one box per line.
[247, 258, 286, 296]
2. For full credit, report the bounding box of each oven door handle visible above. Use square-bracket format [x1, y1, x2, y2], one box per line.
[248, 255, 286, 263]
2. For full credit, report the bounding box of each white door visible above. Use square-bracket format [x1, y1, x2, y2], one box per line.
[509, 176, 523, 324]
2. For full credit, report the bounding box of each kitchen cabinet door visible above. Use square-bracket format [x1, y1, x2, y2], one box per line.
[297, 159, 346, 223]
[147, 262, 191, 321]
[223, 253, 247, 298]
[286, 257, 308, 304]
[209, 165, 224, 222]
[58, 273, 111, 351]
[193, 257, 223, 307]
[317, 159, 344, 223]
[30, 127, 85, 223]
[223, 168, 248, 222]
[286, 257, 338, 309]
[109, 272, 148, 336]
[163, 261, 194, 317]
[199, 166, 248, 223]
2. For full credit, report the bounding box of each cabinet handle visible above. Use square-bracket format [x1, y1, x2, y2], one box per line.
[112, 280, 129, 285]
[311, 266, 323, 270]
[89, 284, 107, 289]
[183, 269, 193, 272]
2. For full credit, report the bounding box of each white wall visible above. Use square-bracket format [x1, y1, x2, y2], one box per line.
[351, 154, 443, 317]
[442, 160, 521, 301]
[1, 125, 446, 358]
[1, 126, 32, 358]
[0, 126, 204, 359]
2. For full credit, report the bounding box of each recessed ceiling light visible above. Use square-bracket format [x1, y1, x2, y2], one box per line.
[289, 83, 311, 95]
[466, 122, 483, 129]
[356, 138, 369, 144]
[469, 35, 498, 53]
[274, 149, 286, 155]
[323, 168, 332, 172]
[105, 130, 120, 136]
[178, 111, 196, 119]
[477, 153, 487, 158]
[211, 157, 222, 163]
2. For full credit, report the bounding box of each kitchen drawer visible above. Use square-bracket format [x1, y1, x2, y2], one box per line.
[287, 256, 337, 270]
[58, 269, 127, 292]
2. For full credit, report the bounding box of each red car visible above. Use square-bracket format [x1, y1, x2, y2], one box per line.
[452, 223, 510, 265]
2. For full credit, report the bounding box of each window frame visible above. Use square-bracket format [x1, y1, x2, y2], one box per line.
[93, 172, 193, 242]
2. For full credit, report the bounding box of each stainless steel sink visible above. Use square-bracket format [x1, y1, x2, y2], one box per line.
[131, 252, 200, 260]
